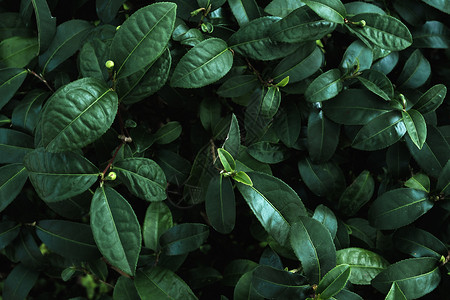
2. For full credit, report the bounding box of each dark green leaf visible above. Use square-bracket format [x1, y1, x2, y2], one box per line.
[358, 69, 394, 100]
[338, 170, 375, 216]
[228, 0, 261, 26]
[404, 173, 430, 192]
[113, 276, 140, 300]
[260, 86, 281, 118]
[113, 157, 167, 202]
[313, 204, 338, 239]
[0, 221, 20, 250]
[3, 263, 39, 300]
[412, 21, 450, 48]
[302, 0, 346, 23]
[0, 128, 34, 164]
[32, 0, 56, 54]
[35, 219, 100, 260]
[413, 84, 447, 114]
[305, 69, 343, 102]
[155, 149, 190, 185]
[217, 75, 259, 98]
[385, 282, 407, 300]
[247, 141, 289, 164]
[206, 174, 236, 234]
[259, 246, 283, 269]
[290, 217, 337, 284]
[347, 218, 376, 248]
[223, 259, 259, 286]
[134, 266, 198, 300]
[160, 223, 209, 256]
[222, 114, 241, 158]
[0, 163, 28, 213]
[397, 49, 431, 89]
[437, 160, 450, 195]
[79, 38, 111, 82]
[340, 40, 373, 72]
[143, 201, 173, 251]
[372, 51, 400, 75]
[336, 247, 389, 285]
[402, 109, 427, 149]
[0, 36, 38, 68]
[264, 0, 305, 18]
[333, 289, 364, 300]
[307, 109, 340, 163]
[394, 226, 448, 259]
[91, 186, 141, 276]
[0, 68, 27, 110]
[273, 101, 301, 148]
[199, 97, 221, 131]
[218, 148, 236, 172]
[316, 264, 351, 299]
[372, 257, 441, 299]
[110, 2, 176, 78]
[421, 0, 450, 14]
[11, 89, 48, 133]
[0, 12, 32, 40]
[96, 0, 126, 23]
[368, 188, 433, 230]
[152, 121, 182, 145]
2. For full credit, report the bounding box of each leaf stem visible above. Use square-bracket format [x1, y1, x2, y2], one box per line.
[27, 69, 54, 92]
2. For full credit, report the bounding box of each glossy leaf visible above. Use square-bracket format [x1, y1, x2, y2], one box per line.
[228, 0, 260, 26]
[96, 0, 126, 23]
[79, 38, 111, 82]
[134, 266, 197, 300]
[316, 264, 351, 299]
[32, 0, 56, 54]
[217, 75, 258, 98]
[412, 21, 450, 48]
[394, 226, 448, 259]
[0, 128, 34, 164]
[205, 174, 236, 234]
[368, 188, 433, 230]
[352, 111, 407, 151]
[261, 86, 281, 118]
[397, 49, 431, 89]
[312, 204, 338, 239]
[290, 217, 337, 284]
[273, 101, 301, 148]
[35, 219, 100, 260]
[372, 257, 441, 299]
[421, 0, 450, 14]
[232, 171, 253, 186]
[36, 77, 118, 152]
[338, 170, 374, 216]
[2, 263, 39, 300]
[91, 186, 141, 276]
[264, 0, 305, 18]
[0, 68, 27, 110]
[413, 84, 447, 114]
[385, 282, 407, 300]
[234, 270, 263, 300]
[152, 121, 182, 145]
[113, 276, 140, 300]
[0, 221, 20, 250]
[358, 69, 394, 100]
[113, 157, 167, 202]
[11, 89, 48, 133]
[302, 0, 346, 24]
[305, 69, 343, 102]
[223, 259, 259, 286]
[307, 109, 340, 163]
[247, 141, 290, 164]
[336, 247, 389, 285]
[237, 172, 307, 246]
[0, 36, 38, 68]
[143, 201, 173, 251]
[437, 160, 450, 196]
[160, 223, 209, 255]
[24, 149, 98, 202]
[340, 40, 373, 72]
[222, 114, 241, 158]
[110, 2, 176, 78]
[218, 148, 236, 172]
[0, 163, 28, 213]
[404, 173, 430, 192]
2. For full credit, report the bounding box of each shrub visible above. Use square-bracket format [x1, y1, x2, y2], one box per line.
[0, 0, 449, 299]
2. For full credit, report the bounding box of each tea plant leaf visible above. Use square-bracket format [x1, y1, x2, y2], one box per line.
[32, 0, 56, 54]
[217, 75, 259, 98]
[96, 0, 126, 23]
[316, 264, 351, 299]
[397, 49, 431, 89]
[2, 264, 39, 300]
[0, 163, 28, 213]
[206, 174, 236, 234]
[302, 0, 346, 24]
[393, 226, 448, 259]
[143, 202, 173, 251]
[0, 221, 21, 250]
[0, 68, 27, 110]
[228, 0, 260, 26]
[357, 69, 394, 100]
[413, 84, 447, 114]
[0, 36, 38, 68]
[11, 89, 48, 133]
[0, 128, 34, 164]
[113, 276, 140, 300]
[160, 223, 209, 256]
[402, 109, 427, 149]
[338, 170, 374, 216]
[385, 282, 407, 300]
[305, 69, 343, 102]
[307, 109, 340, 163]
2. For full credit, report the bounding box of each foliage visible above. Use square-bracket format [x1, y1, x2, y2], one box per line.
[0, 0, 449, 299]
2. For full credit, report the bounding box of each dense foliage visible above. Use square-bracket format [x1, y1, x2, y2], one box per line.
[0, 0, 449, 299]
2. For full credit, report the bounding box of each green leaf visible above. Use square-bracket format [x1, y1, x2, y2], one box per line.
[113, 276, 140, 300]
[135, 266, 198, 300]
[11, 89, 48, 133]
[413, 84, 447, 114]
[270, 6, 336, 44]
[252, 265, 310, 298]
[0, 12, 32, 40]
[79, 38, 111, 82]
[273, 42, 323, 84]
[402, 109, 427, 150]
[264, 0, 305, 18]
[217, 75, 259, 98]
[421, 0, 450, 14]
[352, 111, 407, 151]
[0, 68, 27, 110]
[0, 115, 10, 127]
[143, 202, 173, 251]
[0, 128, 34, 164]
[302, 0, 346, 23]
[24, 148, 98, 202]
[312, 204, 338, 239]
[237, 172, 307, 246]
[385, 282, 407, 300]
[348, 13, 412, 51]
[155, 149, 191, 185]
[160, 223, 209, 256]
[14, 229, 45, 268]
[372, 257, 441, 299]
[110, 2, 176, 78]
[222, 114, 241, 158]
[35, 219, 100, 260]
[228, 0, 261, 26]
[90, 186, 141, 276]
[273, 101, 302, 148]
[368, 188, 433, 230]
[171, 38, 233, 88]
[397, 49, 431, 89]
[305, 69, 343, 102]
[338, 170, 375, 216]
[96, 0, 126, 23]
[39, 19, 93, 74]
[340, 40, 373, 72]
[232, 171, 253, 186]
[32, 0, 56, 54]
[316, 264, 351, 299]
[247, 141, 290, 164]
[437, 160, 450, 196]
[0, 36, 38, 68]
[290, 217, 337, 284]
[336, 247, 389, 285]
[218, 148, 236, 172]
[404, 173, 430, 192]
[152, 121, 182, 145]
[35, 77, 118, 152]
[199, 97, 221, 132]
[0, 221, 21, 250]
[323, 89, 391, 125]
[393, 226, 448, 259]
[2, 263, 39, 300]
[229, 16, 301, 61]
[261, 86, 281, 118]
[307, 109, 340, 163]
[223, 259, 259, 286]
[346, 218, 376, 248]
[234, 270, 263, 300]
[412, 21, 450, 48]
[298, 157, 346, 198]
[113, 157, 167, 202]
[206, 174, 236, 234]
[357, 69, 394, 100]
[0, 163, 28, 213]
[332, 289, 364, 300]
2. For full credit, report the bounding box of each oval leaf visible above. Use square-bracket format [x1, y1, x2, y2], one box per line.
[160, 223, 209, 256]
[302, 0, 346, 23]
[338, 170, 375, 216]
[307, 109, 340, 163]
[0, 128, 34, 164]
[0, 68, 27, 110]
[413, 84, 447, 114]
[0, 163, 28, 213]
[393, 226, 448, 259]
[305, 69, 343, 102]
[143, 201, 173, 251]
[316, 264, 351, 299]
[206, 174, 236, 234]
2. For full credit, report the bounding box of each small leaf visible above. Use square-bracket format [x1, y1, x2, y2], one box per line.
[338, 170, 375, 216]
[437, 160, 450, 196]
[232, 171, 253, 186]
[340, 40, 373, 72]
[316, 264, 351, 299]
[302, 0, 346, 23]
[404, 173, 430, 192]
[247, 141, 290, 164]
[313, 204, 338, 239]
[152, 121, 182, 145]
[0, 163, 28, 213]
[223, 259, 259, 286]
[205, 174, 236, 234]
[222, 114, 241, 158]
[11, 89, 48, 133]
[305, 69, 343, 102]
[143, 202, 173, 251]
[397, 49, 431, 89]
[217, 75, 259, 98]
[160, 223, 209, 256]
[234, 270, 263, 300]
[413, 84, 447, 114]
[218, 148, 236, 172]
[357, 69, 394, 100]
[402, 109, 427, 150]
[261, 86, 281, 118]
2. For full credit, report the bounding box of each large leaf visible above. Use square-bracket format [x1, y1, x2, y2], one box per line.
[0, 128, 34, 164]
[2, 263, 39, 300]
[222, 113, 241, 157]
[0, 36, 38, 68]
[412, 21, 450, 48]
[385, 282, 407, 300]
[229, 16, 300, 61]
[24, 149, 98, 202]
[0, 221, 21, 250]
[393, 226, 448, 259]
[35, 77, 118, 152]
[290, 217, 337, 284]
[270, 6, 336, 43]
[421, 0, 450, 14]
[96, 0, 126, 23]
[113, 276, 140, 300]
[217, 75, 259, 98]
[134, 266, 197, 300]
[113, 157, 167, 201]
[160, 223, 209, 256]
[143, 202, 173, 251]
[264, 0, 305, 18]
[340, 40, 373, 72]
[79, 38, 111, 82]
[0, 163, 28, 213]
[357, 69, 394, 100]
[402, 109, 427, 149]
[336, 247, 389, 285]
[234, 270, 263, 300]
[32, 0, 56, 54]
[313, 204, 338, 239]
[110, 2, 176, 78]
[352, 111, 407, 151]
[372, 257, 441, 299]
[368, 188, 433, 230]
[223, 259, 259, 286]
[302, 0, 346, 23]
[152, 121, 182, 145]
[0, 68, 27, 110]
[397, 49, 430, 89]
[305, 69, 343, 102]
[316, 264, 351, 299]
[338, 170, 374, 216]
[307, 109, 340, 163]
[228, 0, 261, 26]
[205, 174, 236, 234]
[11, 89, 48, 133]
[39, 19, 93, 74]
[413, 84, 447, 114]
[237, 172, 307, 246]
[90, 186, 141, 276]
[171, 38, 233, 88]
[35, 219, 100, 260]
